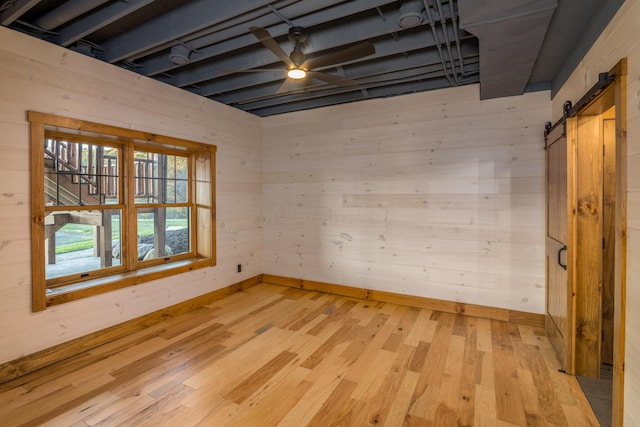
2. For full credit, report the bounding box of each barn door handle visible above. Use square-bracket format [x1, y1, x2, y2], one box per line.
[557, 245, 567, 270]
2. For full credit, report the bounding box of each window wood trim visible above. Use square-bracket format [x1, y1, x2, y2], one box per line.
[29, 111, 217, 311]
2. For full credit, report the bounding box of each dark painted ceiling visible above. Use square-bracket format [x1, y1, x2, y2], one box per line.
[0, 0, 624, 116]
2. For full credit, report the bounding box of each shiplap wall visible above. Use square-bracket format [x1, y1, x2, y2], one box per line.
[0, 27, 262, 364]
[551, 0, 640, 423]
[262, 86, 550, 313]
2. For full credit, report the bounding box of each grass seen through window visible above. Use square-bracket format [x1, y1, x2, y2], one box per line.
[55, 218, 189, 254]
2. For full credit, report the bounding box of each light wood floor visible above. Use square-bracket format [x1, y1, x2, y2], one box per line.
[0, 283, 599, 426]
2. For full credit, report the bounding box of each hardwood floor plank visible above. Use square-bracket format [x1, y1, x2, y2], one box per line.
[491, 320, 529, 425]
[435, 335, 467, 423]
[306, 299, 359, 336]
[223, 350, 297, 404]
[180, 341, 279, 396]
[340, 312, 392, 365]
[410, 383, 441, 421]
[116, 383, 193, 427]
[180, 328, 292, 400]
[405, 308, 437, 346]
[38, 392, 120, 427]
[132, 403, 192, 427]
[154, 307, 215, 340]
[0, 283, 599, 426]
[186, 398, 238, 426]
[384, 369, 420, 427]
[2, 376, 114, 427]
[355, 344, 415, 426]
[300, 318, 360, 369]
[494, 374, 527, 426]
[523, 344, 570, 425]
[565, 374, 601, 425]
[408, 313, 455, 419]
[306, 378, 358, 427]
[476, 317, 493, 353]
[562, 403, 600, 427]
[0, 382, 67, 416]
[275, 350, 349, 426]
[515, 368, 546, 427]
[474, 383, 497, 426]
[407, 340, 430, 372]
[381, 332, 403, 352]
[86, 394, 157, 426]
[350, 348, 397, 401]
[227, 367, 313, 426]
[476, 350, 495, 387]
[350, 300, 386, 325]
[390, 305, 421, 341]
[458, 317, 479, 426]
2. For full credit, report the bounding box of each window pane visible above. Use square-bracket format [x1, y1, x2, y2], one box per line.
[134, 151, 189, 204]
[44, 138, 119, 206]
[137, 207, 190, 261]
[45, 209, 122, 280]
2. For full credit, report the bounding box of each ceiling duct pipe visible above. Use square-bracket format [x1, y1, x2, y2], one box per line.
[422, 0, 455, 86]
[35, 0, 110, 30]
[448, 0, 466, 77]
[434, 0, 458, 82]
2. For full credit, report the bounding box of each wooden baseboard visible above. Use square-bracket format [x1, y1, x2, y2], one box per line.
[262, 274, 545, 328]
[0, 274, 262, 384]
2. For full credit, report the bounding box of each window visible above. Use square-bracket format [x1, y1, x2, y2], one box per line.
[29, 112, 216, 311]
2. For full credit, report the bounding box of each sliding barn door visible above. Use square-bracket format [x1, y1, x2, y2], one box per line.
[543, 62, 626, 424]
[545, 120, 574, 372]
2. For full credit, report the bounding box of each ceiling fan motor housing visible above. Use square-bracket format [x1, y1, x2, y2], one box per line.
[288, 26, 308, 66]
[288, 26, 308, 43]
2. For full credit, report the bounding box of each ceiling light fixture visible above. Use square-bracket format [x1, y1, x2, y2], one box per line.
[287, 68, 307, 79]
[398, 0, 424, 28]
[169, 44, 191, 65]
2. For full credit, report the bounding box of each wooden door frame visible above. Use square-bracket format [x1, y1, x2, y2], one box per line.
[570, 58, 627, 425]
[610, 58, 626, 427]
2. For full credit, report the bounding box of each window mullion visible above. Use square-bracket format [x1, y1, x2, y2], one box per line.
[125, 144, 138, 271]
[189, 154, 196, 257]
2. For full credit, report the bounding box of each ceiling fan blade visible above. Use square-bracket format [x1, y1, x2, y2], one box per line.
[304, 41, 375, 70]
[276, 78, 308, 94]
[217, 68, 286, 74]
[308, 71, 359, 87]
[249, 26, 294, 66]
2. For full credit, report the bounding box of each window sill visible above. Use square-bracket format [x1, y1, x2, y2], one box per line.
[45, 258, 215, 308]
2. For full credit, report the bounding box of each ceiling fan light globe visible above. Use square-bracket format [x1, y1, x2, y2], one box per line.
[288, 68, 307, 79]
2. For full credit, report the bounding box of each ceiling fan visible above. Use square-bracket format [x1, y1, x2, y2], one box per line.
[247, 25, 375, 94]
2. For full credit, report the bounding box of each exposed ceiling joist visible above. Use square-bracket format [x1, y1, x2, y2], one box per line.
[55, 0, 155, 47]
[0, 0, 40, 26]
[102, 0, 287, 63]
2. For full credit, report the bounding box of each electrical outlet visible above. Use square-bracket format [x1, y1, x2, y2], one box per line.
[237, 264, 242, 273]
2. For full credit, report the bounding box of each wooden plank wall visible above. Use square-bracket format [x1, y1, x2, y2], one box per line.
[551, 0, 640, 423]
[262, 86, 550, 314]
[0, 27, 263, 365]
